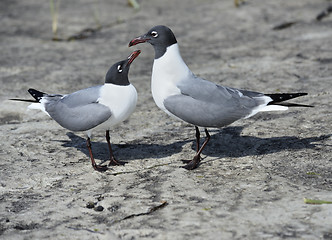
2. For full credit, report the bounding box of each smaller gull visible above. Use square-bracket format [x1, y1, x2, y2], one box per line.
[129, 25, 313, 170]
[12, 50, 141, 172]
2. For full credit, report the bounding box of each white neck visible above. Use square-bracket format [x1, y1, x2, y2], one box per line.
[151, 43, 191, 112]
[153, 44, 190, 75]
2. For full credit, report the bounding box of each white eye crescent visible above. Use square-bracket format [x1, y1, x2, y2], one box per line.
[117, 65, 123, 73]
[151, 31, 158, 38]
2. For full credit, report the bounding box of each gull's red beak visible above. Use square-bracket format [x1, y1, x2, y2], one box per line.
[129, 35, 150, 47]
[126, 50, 141, 66]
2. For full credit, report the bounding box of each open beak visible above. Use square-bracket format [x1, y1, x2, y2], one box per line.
[129, 35, 150, 47]
[126, 50, 141, 66]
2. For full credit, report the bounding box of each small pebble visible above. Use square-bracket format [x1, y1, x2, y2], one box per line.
[86, 202, 95, 209]
[94, 206, 104, 212]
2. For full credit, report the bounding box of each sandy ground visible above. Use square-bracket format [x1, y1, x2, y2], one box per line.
[1, 0, 332, 239]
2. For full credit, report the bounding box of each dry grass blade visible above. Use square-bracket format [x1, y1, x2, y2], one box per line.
[111, 201, 168, 225]
[128, 0, 140, 10]
[122, 201, 168, 220]
[50, 0, 61, 39]
[316, 5, 332, 21]
[304, 198, 332, 205]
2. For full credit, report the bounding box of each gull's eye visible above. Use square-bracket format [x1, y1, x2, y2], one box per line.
[151, 31, 158, 38]
[117, 65, 123, 73]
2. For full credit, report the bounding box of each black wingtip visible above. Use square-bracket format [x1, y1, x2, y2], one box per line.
[9, 98, 38, 103]
[28, 88, 46, 101]
[266, 93, 310, 105]
[277, 102, 314, 108]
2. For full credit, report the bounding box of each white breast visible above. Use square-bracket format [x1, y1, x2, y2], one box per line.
[96, 83, 137, 130]
[151, 43, 191, 117]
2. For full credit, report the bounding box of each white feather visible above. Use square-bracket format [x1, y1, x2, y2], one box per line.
[258, 105, 289, 112]
[27, 98, 50, 117]
[151, 43, 189, 119]
[244, 95, 288, 119]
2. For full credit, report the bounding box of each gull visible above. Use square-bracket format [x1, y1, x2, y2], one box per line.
[12, 50, 141, 172]
[129, 25, 312, 170]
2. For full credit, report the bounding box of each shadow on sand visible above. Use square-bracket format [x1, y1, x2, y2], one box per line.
[57, 127, 331, 165]
[203, 126, 330, 156]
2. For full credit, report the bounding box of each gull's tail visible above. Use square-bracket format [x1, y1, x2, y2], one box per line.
[11, 88, 50, 115]
[265, 93, 314, 108]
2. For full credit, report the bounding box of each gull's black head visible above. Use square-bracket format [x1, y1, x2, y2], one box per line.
[129, 25, 177, 59]
[105, 50, 141, 85]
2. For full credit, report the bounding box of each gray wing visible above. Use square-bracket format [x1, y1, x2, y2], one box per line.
[164, 77, 266, 128]
[44, 86, 112, 131]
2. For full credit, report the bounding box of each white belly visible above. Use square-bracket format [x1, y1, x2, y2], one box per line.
[151, 69, 181, 113]
[94, 83, 137, 131]
[151, 44, 190, 119]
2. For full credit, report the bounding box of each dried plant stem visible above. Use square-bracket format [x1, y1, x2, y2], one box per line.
[50, 0, 61, 39]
